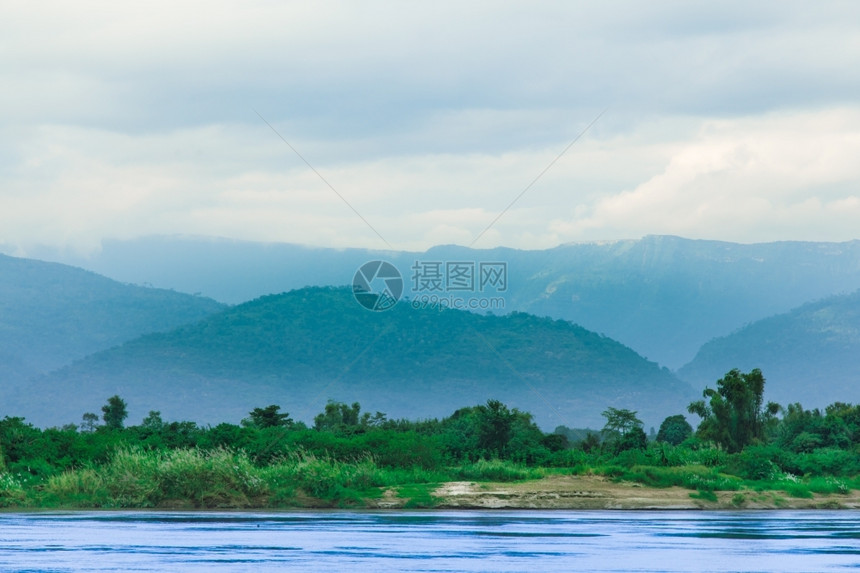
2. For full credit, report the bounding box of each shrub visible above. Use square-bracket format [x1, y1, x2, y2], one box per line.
[783, 483, 813, 499]
[0, 473, 27, 507]
[726, 448, 780, 480]
[807, 476, 850, 495]
[795, 449, 860, 476]
[454, 459, 542, 482]
[610, 465, 741, 492]
[689, 490, 718, 502]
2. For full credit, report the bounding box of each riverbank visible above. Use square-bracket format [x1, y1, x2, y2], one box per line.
[5, 447, 860, 511]
[6, 473, 860, 511]
[377, 475, 860, 510]
[6, 454, 860, 511]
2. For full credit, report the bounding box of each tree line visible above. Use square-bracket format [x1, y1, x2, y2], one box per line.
[2, 367, 860, 488]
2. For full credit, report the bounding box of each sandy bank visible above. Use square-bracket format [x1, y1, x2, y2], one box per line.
[372, 475, 860, 510]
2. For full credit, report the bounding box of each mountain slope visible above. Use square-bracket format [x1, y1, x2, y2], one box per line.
[0, 254, 226, 385]
[677, 289, 860, 408]
[478, 236, 860, 369]
[32, 235, 860, 368]
[7, 287, 694, 429]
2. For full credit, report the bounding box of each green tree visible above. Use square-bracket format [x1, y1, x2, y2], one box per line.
[244, 405, 293, 429]
[141, 411, 164, 432]
[476, 399, 516, 456]
[687, 368, 780, 453]
[314, 401, 362, 432]
[101, 396, 128, 430]
[616, 426, 648, 452]
[80, 412, 99, 433]
[360, 411, 388, 428]
[578, 432, 601, 453]
[656, 415, 693, 446]
[601, 407, 643, 438]
[541, 433, 569, 452]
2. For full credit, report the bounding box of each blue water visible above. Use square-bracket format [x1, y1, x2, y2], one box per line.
[1, 510, 858, 572]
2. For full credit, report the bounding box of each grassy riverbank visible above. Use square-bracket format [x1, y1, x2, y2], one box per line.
[4, 372, 860, 510]
[4, 447, 860, 510]
[2, 448, 542, 509]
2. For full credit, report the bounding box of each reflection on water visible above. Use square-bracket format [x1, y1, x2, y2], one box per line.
[1, 510, 858, 572]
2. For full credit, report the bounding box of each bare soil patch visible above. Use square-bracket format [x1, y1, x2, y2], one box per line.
[370, 474, 860, 510]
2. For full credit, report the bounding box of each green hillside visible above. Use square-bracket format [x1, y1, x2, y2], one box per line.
[39, 235, 860, 368]
[7, 287, 694, 429]
[0, 254, 226, 385]
[678, 289, 860, 407]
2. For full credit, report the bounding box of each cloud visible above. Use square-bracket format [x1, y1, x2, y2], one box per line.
[559, 108, 860, 243]
[2, 1, 860, 253]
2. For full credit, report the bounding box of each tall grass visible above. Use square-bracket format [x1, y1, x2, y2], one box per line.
[601, 464, 742, 492]
[452, 459, 545, 482]
[26, 444, 860, 509]
[0, 473, 27, 507]
[37, 447, 556, 508]
[44, 448, 266, 508]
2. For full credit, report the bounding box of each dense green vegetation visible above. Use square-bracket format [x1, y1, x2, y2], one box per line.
[2, 369, 859, 509]
[8, 286, 692, 429]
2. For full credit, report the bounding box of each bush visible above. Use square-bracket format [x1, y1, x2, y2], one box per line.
[807, 476, 850, 495]
[783, 482, 813, 499]
[726, 448, 780, 480]
[795, 449, 860, 476]
[454, 459, 542, 482]
[690, 490, 718, 502]
[609, 465, 741, 492]
[0, 473, 27, 507]
[44, 448, 267, 508]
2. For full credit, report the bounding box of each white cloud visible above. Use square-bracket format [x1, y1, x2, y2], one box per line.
[561, 108, 860, 243]
[2, 1, 860, 254]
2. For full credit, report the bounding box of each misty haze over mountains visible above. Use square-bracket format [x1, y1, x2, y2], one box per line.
[31, 234, 860, 369]
[0, 253, 224, 385]
[6, 287, 693, 429]
[2, 234, 860, 429]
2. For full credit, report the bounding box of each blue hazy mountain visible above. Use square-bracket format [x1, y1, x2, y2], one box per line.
[0, 253, 226, 388]
[32, 235, 860, 369]
[5, 287, 693, 430]
[677, 289, 860, 409]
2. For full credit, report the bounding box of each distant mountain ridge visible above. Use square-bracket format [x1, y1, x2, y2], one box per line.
[0, 253, 226, 387]
[678, 289, 860, 408]
[5, 286, 694, 429]
[31, 235, 860, 368]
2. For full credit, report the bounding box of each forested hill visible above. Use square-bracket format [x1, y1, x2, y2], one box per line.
[34, 235, 860, 369]
[678, 289, 860, 408]
[7, 286, 694, 429]
[0, 254, 225, 386]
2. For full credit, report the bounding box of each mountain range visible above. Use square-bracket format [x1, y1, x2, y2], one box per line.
[4, 234, 860, 429]
[32, 234, 860, 369]
[6, 286, 693, 429]
[678, 289, 860, 407]
[0, 253, 225, 389]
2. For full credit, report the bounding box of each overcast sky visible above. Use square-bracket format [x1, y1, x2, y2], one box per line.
[2, 1, 859, 255]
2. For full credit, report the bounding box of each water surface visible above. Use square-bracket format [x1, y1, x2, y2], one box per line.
[1, 510, 858, 572]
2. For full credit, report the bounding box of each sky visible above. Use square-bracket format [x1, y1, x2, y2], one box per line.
[2, 0, 859, 255]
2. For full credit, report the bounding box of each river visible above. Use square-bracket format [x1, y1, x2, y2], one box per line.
[1, 510, 858, 572]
